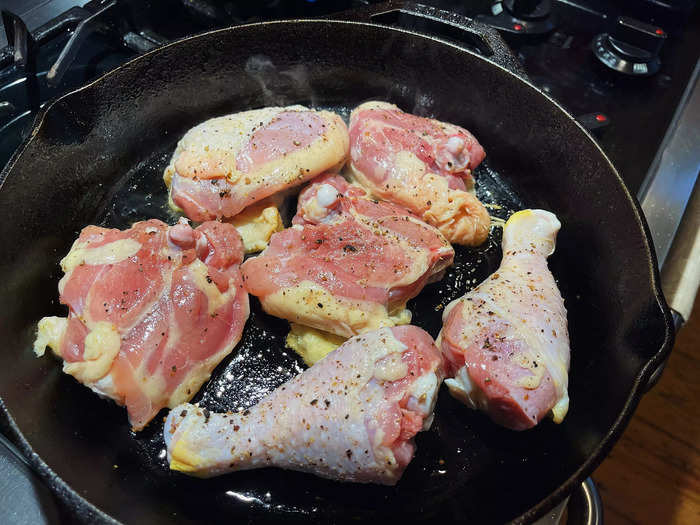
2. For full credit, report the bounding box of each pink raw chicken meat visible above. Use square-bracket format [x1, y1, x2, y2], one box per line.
[164, 325, 444, 484]
[438, 210, 570, 430]
[34, 218, 249, 430]
[349, 101, 491, 246]
[164, 105, 349, 222]
[240, 173, 455, 338]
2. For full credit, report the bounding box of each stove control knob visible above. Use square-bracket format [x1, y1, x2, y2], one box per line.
[592, 16, 666, 76]
[503, 0, 552, 20]
[477, 0, 555, 36]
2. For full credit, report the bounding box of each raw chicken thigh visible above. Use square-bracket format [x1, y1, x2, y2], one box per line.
[164, 325, 444, 484]
[34, 219, 249, 430]
[349, 101, 491, 246]
[165, 105, 349, 222]
[241, 174, 454, 338]
[438, 210, 570, 430]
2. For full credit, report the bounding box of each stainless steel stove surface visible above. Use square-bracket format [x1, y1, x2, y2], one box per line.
[0, 1, 698, 523]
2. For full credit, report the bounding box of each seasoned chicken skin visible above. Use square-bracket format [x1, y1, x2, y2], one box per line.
[165, 105, 349, 221]
[349, 101, 490, 246]
[438, 210, 570, 430]
[164, 325, 444, 484]
[34, 219, 249, 430]
[241, 174, 454, 338]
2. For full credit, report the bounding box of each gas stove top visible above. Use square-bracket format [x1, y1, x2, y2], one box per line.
[0, 1, 698, 523]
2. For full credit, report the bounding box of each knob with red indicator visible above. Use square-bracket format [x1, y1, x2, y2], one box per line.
[592, 17, 667, 76]
[577, 112, 611, 132]
[504, 0, 553, 20]
[477, 0, 556, 36]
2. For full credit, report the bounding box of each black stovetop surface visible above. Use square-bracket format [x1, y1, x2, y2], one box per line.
[468, 0, 700, 196]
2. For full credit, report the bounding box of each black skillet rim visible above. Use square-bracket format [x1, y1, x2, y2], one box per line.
[0, 18, 675, 525]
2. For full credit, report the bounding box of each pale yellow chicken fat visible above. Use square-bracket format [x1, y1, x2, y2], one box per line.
[285, 307, 412, 366]
[228, 200, 283, 253]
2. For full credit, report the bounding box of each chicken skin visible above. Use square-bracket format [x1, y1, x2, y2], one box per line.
[164, 325, 444, 484]
[438, 210, 570, 430]
[348, 101, 490, 246]
[241, 174, 454, 338]
[165, 106, 349, 222]
[34, 218, 249, 430]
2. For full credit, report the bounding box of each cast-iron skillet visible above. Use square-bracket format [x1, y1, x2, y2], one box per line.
[0, 3, 674, 524]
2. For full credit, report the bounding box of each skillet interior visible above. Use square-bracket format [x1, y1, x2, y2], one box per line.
[0, 20, 672, 524]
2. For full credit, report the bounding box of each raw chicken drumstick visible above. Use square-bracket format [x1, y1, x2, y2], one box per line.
[438, 210, 570, 430]
[165, 105, 349, 222]
[348, 101, 490, 246]
[164, 325, 444, 484]
[241, 173, 454, 338]
[34, 219, 249, 430]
